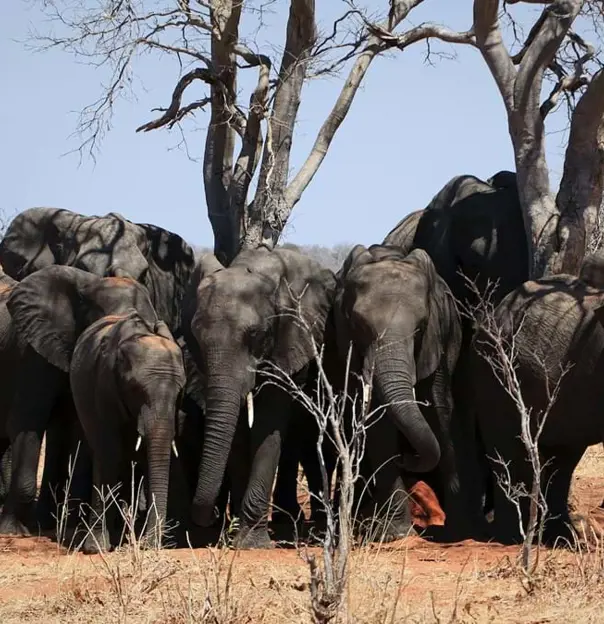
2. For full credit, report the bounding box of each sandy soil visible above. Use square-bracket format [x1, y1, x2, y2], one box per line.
[1, 447, 604, 623]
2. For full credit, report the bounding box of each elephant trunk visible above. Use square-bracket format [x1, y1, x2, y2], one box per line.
[141, 404, 173, 546]
[370, 340, 440, 473]
[191, 370, 244, 527]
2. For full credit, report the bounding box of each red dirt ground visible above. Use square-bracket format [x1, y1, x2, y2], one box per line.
[0, 450, 603, 623]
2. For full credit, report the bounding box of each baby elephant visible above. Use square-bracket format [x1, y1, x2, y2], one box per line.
[70, 311, 185, 554]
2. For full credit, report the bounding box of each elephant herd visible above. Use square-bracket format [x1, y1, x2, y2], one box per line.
[0, 170, 602, 553]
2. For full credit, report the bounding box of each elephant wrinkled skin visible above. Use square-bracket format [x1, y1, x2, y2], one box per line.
[182, 247, 336, 549]
[334, 245, 468, 541]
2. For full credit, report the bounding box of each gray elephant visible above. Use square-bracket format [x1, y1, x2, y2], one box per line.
[470, 266, 604, 545]
[0, 266, 19, 506]
[182, 248, 336, 548]
[70, 308, 185, 553]
[0, 207, 195, 333]
[334, 245, 466, 540]
[0, 209, 194, 535]
[385, 171, 527, 528]
[384, 171, 527, 307]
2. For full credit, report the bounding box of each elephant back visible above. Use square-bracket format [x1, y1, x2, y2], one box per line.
[385, 172, 527, 306]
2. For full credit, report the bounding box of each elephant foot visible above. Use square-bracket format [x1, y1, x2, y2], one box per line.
[542, 513, 587, 549]
[0, 503, 35, 536]
[491, 521, 523, 546]
[82, 531, 113, 555]
[359, 515, 416, 544]
[0, 513, 31, 537]
[232, 524, 273, 550]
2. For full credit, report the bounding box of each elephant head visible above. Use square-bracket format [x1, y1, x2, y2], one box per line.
[7, 265, 158, 373]
[336, 245, 460, 473]
[183, 247, 336, 527]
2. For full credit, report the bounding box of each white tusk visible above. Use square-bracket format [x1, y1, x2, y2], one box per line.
[412, 387, 416, 401]
[362, 384, 371, 410]
[135, 434, 142, 452]
[171, 440, 179, 458]
[247, 392, 254, 429]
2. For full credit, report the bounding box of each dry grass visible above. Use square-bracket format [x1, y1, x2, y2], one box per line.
[1, 446, 604, 623]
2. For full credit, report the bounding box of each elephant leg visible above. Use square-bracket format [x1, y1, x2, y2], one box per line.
[0, 348, 65, 536]
[37, 396, 92, 534]
[451, 353, 492, 539]
[233, 385, 292, 550]
[301, 421, 337, 532]
[272, 406, 303, 528]
[0, 442, 11, 507]
[82, 435, 123, 555]
[541, 446, 585, 547]
[364, 412, 414, 543]
[484, 433, 531, 545]
[425, 369, 474, 541]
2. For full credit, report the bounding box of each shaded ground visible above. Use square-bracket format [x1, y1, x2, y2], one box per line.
[1, 447, 604, 623]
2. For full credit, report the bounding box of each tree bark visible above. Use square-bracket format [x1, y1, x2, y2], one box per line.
[204, 0, 243, 264]
[553, 69, 604, 274]
[474, 0, 584, 278]
[242, 0, 317, 251]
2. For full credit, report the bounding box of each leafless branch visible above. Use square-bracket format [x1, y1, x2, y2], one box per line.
[135, 68, 216, 132]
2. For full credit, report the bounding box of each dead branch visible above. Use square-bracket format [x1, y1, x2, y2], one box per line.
[282, 0, 475, 226]
[136, 68, 216, 132]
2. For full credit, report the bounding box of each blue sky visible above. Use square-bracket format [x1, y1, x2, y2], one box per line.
[0, 1, 569, 248]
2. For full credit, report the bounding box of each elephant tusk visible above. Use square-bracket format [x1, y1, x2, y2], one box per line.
[247, 392, 254, 429]
[362, 384, 371, 411]
[171, 440, 179, 458]
[135, 434, 142, 452]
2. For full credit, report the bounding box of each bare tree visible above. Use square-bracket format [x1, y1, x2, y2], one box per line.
[473, 0, 604, 277]
[30, 0, 474, 263]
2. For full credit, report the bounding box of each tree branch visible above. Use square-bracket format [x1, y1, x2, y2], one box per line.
[136, 68, 215, 132]
[367, 21, 476, 50]
[474, 0, 516, 112]
[227, 49, 272, 242]
[204, 0, 244, 264]
[514, 1, 582, 117]
[244, 0, 317, 248]
[555, 67, 604, 273]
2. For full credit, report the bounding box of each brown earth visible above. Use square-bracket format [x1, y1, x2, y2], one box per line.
[1, 447, 604, 623]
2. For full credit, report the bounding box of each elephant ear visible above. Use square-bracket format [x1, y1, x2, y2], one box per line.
[197, 253, 224, 279]
[273, 254, 337, 375]
[7, 265, 100, 372]
[336, 244, 372, 283]
[410, 249, 461, 380]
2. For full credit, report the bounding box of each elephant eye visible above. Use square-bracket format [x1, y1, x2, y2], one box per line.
[245, 326, 268, 357]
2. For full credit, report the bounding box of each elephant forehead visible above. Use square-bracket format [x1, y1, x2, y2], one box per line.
[137, 334, 181, 353]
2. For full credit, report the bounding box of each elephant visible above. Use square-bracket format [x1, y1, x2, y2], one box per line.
[333, 245, 467, 541]
[0, 209, 195, 535]
[0, 266, 19, 507]
[0, 265, 167, 535]
[384, 172, 527, 529]
[0, 207, 195, 334]
[469, 271, 604, 545]
[69, 306, 186, 553]
[182, 247, 337, 548]
[383, 171, 527, 308]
